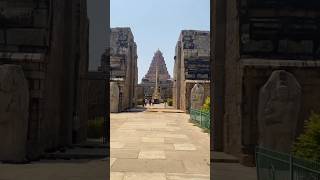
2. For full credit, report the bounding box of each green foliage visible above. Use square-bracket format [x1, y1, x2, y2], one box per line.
[87, 117, 104, 139]
[201, 96, 210, 113]
[167, 98, 173, 106]
[292, 112, 320, 161]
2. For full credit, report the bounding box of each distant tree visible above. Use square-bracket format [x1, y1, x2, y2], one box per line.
[292, 112, 320, 161]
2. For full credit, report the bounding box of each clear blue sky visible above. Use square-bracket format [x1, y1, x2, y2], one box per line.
[111, 0, 210, 83]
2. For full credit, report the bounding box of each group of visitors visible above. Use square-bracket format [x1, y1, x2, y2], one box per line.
[142, 98, 154, 107]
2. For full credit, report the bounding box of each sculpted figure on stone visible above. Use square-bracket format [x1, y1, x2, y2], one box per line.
[258, 70, 301, 153]
[190, 83, 205, 110]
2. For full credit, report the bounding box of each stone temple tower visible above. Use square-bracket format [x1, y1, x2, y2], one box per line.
[140, 50, 173, 100]
[144, 50, 171, 81]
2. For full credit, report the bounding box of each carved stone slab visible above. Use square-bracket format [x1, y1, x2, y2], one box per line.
[258, 70, 301, 153]
[190, 83, 205, 110]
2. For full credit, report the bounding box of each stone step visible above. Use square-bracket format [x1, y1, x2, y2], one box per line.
[211, 151, 240, 163]
[43, 145, 108, 160]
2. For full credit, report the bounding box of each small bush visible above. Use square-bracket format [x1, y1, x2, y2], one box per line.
[87, 117, 105, 139]
[201, 96, 210, 113]
[167, 98, 173, 106]
[292, 112, 320, 161]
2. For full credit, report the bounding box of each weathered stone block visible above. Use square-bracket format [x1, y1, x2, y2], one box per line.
[110, 82, 120, 113]
[242, 40, 273, 53]
[6, 28, 47, 46]
[279, 40, 313, 54]
[33, 9, 48, 27]
[0, 65, 29, 162]
[258, 70, 301, 153]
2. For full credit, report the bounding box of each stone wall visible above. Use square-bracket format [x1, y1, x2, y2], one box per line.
[0, 0, 89, 160]
[88, 72, 106, 119]
[106, 27, 138, 111]
[173, 30, 210, 111]
[212, 0, 320, 166]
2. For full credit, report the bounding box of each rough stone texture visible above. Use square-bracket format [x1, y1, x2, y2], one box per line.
[190, 84, 205, 110]
[0, 65, 29, 162]
[110, 82, 120, 113]
[212, 0, 320, 166]
[0, 0, 90, 160]
[101, 28, 138, 111]
[258, 70, 301, 153]
[183, 81, 210, 112]
[173, 30, 210, 111]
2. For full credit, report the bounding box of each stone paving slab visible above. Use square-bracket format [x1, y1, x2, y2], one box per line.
[124, 173, 166, 180]
[173, 143, 197, 151]
[142, 137, 165, 143]
[110, 108, 210, 179]
[111, 159, 186, 173]
[138, 151, 166, 159]
[166, 173, 210, 180]
[111, 172, 125, 180]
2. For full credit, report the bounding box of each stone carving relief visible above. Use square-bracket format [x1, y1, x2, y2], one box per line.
[110, 82, 120, 113]
[258, 70, 301, 153]
[183, 35, 195, 49]
[190, 83, 205, 110]
[117, 30, 128, 48]
[0, 65, 29, 162]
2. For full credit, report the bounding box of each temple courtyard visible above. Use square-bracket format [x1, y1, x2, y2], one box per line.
[110, 105, 210, 180]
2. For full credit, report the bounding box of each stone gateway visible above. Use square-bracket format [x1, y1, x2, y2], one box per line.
[258, 70, 301, 153]
[0, 65, 29, 162]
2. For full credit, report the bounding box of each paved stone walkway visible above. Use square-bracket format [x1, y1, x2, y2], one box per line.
[110, 106, 210, 180]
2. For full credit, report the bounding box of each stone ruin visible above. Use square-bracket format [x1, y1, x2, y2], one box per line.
[102, 27, 138, 111]
[190, 83, 205, 110]
[173, 30, 210, 111]
[0, 65, 29, 162]
[258, 70, 301, 153]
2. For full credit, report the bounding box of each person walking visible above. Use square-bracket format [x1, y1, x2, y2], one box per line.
[164, 99, 167, 108]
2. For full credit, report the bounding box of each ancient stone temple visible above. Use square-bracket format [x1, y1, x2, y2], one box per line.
[173, 30, 210, 112]
[0, 0, 89, 161]
[100, 27, 138, 112]
[212, 0, 320, 166]
[140, 50, 173, 101]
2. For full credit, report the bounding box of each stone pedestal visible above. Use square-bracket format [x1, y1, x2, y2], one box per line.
[0, 65, 29, 162]
[258, 70, 301, 153]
